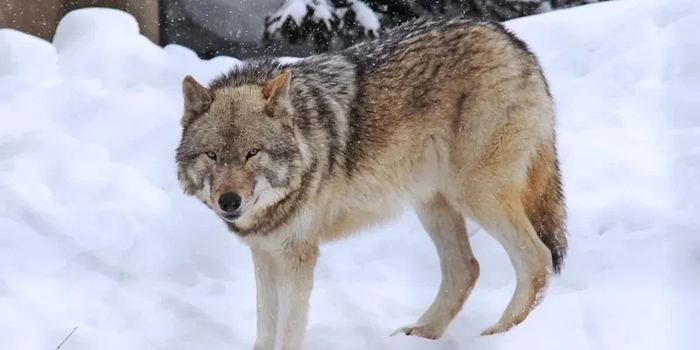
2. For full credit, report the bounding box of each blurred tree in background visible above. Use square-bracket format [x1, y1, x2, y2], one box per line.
[263, 0, 613, 53]
[158, 0, 614, 59]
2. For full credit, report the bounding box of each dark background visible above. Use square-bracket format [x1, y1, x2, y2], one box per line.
[159, 0, 318, 59]
[158, 0, 610, 60]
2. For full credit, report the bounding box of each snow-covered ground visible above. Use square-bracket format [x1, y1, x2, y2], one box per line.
[1, 0, 699, 349]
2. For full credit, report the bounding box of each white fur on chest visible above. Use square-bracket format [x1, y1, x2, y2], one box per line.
[241, 206, 318, 252]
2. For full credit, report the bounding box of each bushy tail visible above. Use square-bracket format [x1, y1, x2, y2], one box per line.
[522, 139, 568, 274]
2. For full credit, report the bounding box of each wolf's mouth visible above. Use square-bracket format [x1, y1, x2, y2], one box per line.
[222, 213, 241, 222]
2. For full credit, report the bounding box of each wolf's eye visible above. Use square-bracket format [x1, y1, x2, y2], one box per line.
[204, 151, 217, 161]
[246, 149, 260, 160]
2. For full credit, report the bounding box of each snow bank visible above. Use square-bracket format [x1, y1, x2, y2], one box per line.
[1, 0, 698, 349]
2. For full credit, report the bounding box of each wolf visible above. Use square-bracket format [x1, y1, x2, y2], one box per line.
[175, 15, 568, 350]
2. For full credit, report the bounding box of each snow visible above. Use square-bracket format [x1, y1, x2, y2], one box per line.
[348, 0, 381, 34]
[265, 0, 380, 36]
[266, 0, 334, 34]
[1, 0, 699, 349]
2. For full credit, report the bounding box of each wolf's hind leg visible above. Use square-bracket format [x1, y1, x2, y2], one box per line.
[391, 192, 480, 339]
[468, 188, 553, 335]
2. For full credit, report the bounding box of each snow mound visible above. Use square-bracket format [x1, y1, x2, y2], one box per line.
[0, 30, 59, 79]
[1, 1, 699, 350]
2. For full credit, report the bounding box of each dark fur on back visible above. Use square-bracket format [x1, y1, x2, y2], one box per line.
[205, 17, 533, 179]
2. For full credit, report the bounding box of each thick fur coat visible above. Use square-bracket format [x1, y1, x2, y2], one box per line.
[176, 16, 567, 350]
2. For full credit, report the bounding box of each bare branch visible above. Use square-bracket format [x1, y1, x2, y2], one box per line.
[55, 326, 78, 350]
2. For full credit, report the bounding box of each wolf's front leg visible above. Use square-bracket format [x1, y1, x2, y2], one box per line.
[251, 247, 280, 350]
[273, 243, 319, 350]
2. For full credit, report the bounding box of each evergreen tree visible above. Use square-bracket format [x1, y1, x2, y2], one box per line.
[263, 0, 613, 54]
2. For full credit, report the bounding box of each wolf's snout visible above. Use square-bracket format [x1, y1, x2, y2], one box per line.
[218, 192, 242, 213]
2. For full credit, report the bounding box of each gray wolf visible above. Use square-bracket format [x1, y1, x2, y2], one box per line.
[175, 16, 567, 350]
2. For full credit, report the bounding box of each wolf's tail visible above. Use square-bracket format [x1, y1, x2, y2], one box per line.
[521, 138, 568, 274]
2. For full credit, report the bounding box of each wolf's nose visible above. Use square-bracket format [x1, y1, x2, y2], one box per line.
[218, 192, 242, 213]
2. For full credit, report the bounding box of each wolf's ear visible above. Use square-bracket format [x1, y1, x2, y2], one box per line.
[182, 75, 212, 126]
[262, 70, 292, 104]
[262, 70, 294, 121]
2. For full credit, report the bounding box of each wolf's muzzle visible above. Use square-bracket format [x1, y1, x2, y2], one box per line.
[218, 192, 242, 213]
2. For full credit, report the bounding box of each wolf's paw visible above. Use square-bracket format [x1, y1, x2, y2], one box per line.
[480, 322, 514, 336]
[389, 323, 445, 340]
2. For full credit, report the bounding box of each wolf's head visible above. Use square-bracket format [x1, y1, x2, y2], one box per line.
[175, 70, 302, 230]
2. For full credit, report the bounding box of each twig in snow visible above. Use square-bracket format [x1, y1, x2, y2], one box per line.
[55, 326, 78, 349]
